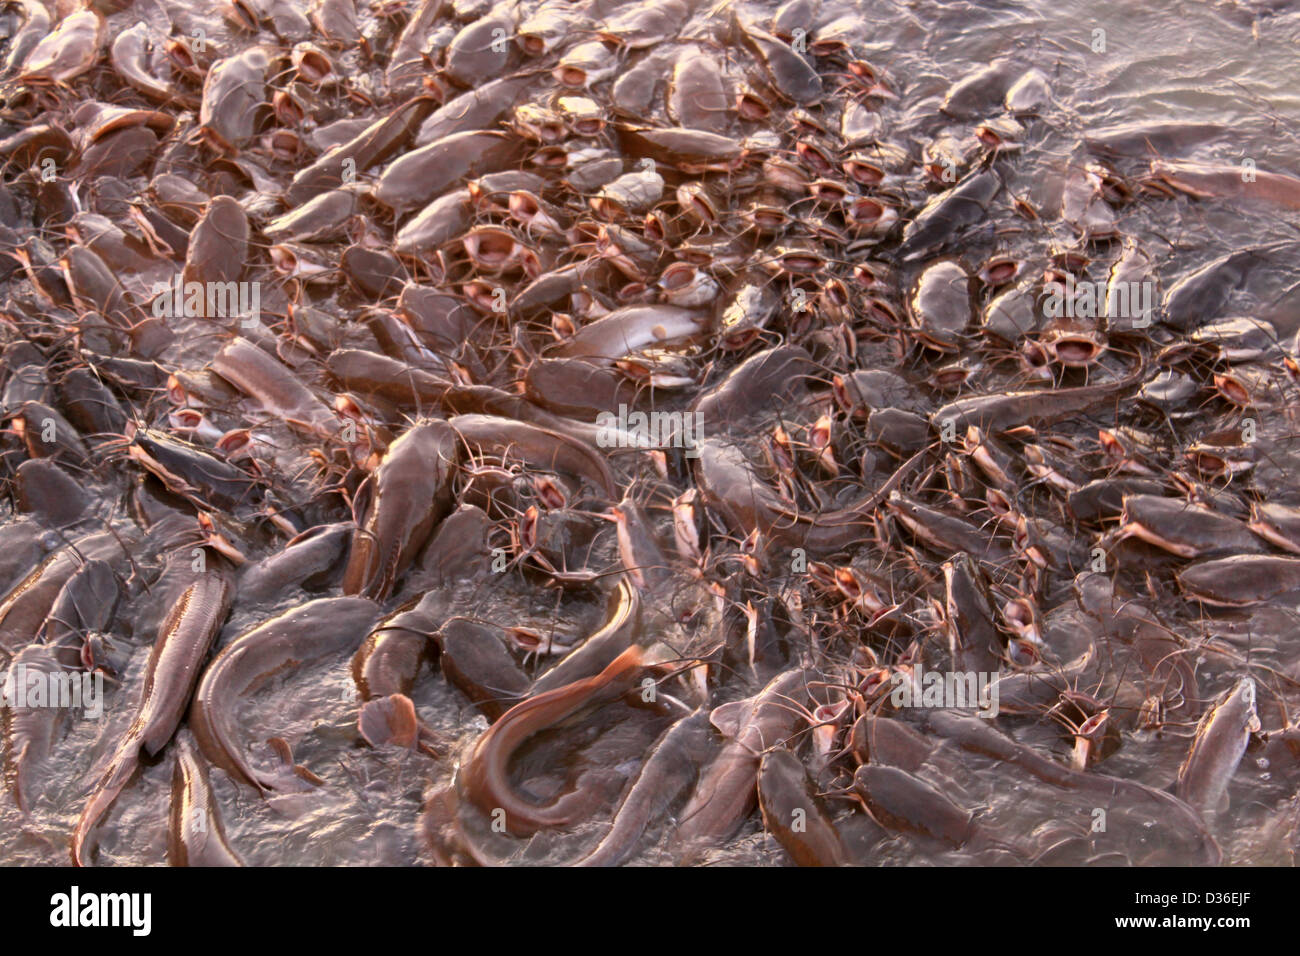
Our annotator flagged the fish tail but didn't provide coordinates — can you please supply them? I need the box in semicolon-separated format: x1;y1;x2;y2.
71;737;142;866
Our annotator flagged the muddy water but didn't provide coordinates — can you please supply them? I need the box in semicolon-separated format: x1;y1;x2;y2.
1;0;1300;867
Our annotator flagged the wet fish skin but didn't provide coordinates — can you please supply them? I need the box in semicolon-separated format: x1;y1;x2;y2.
529;579;640;695
0;520;55;597
72;564;234;866
353;592;444;702
1176;678;1258;815
2;644;69;812
12;459;91;528
853;764;974;847
917;709;1221;863
198;47;269;152
898;169;1003;261
668;49;730;133
438;618;531;721
373;130;517;212
286;96;437;205
342;420;458;601
573;709;714;867
448;414;617;498
1118;494;1266;558
759;747;847;866
1161;241;1292;331
169;733;243;867
0;531;132;655
17;8;102;84
943;553;1004;674
40;558;119;649
212;337;337;438
930;362;1147;434
1153;160;1300;210
737;22;822;105
672;668;809;860
2;0;50;75
459;645;647;836
850;715;934;772
691;345;816;430
237;523;354;607
190;597;381;791
183;196;250;289
1179;554;1300;607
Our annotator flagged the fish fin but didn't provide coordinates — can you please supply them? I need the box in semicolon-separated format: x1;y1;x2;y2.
350;476;374;525
709;699;749;739
266;737;323;789
72;738;143;866
10;741;31;815
342;536;376;596
294;765;326;786
358;694;419;750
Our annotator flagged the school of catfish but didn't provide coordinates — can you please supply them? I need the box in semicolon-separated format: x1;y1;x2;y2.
0;0;1298;866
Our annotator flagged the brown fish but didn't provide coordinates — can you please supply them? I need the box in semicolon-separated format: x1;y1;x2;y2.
673;668;809;860
73;563;233;865
343;421;457;600
169;733;243;866
758;747;847;866
459;645;647;836
190;597;381;791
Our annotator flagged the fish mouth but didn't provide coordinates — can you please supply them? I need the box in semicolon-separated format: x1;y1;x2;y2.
555;66;588;88
518;35;548;57
736;92;771;120
978;257;1022;287
844;159;885;185
1046;334;1106;366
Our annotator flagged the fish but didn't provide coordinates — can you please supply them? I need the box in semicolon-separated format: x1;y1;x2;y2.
212;338;337;438
197;47;269;152
168;733;243;866
18;9;102;84
898;170;1003;261
1152;160;1300;210
448;414;616;498
1115;495;1265;559
189;597;381;792
853;764;976;847
0;0;1286;870
1162;242;1292;331
437;617;530;721
0;531;133;655
2;644;74;812
459;645;647;836
342;421;457;600
73;562;234;865
943;553;1005;673
573;709;714;866
758;747;847;866
673;668;809;860
931;362;1147;434
1179;555;1300;606
1175;679;1259;815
